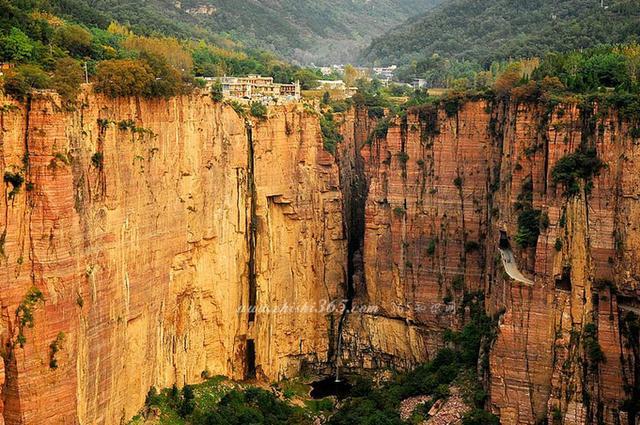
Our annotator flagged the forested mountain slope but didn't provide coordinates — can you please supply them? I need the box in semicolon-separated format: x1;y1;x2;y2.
361;0;640;66
49;0;442;64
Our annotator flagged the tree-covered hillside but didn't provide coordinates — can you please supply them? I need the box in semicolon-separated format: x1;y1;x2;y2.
361;0;640;67
48;0;443;64
0;0;328;104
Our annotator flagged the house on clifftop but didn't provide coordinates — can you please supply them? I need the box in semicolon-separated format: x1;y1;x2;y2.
205;75;301;104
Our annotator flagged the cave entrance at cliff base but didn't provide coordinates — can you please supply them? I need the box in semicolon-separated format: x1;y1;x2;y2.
310;376;352;399
246;339;256;379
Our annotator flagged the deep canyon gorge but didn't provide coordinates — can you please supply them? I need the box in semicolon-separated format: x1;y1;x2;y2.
0;90;639;425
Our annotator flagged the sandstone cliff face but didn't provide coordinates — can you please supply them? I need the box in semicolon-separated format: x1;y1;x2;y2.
336;100;639;425
1;89;639;425
0;91;345;425
337;102;495;371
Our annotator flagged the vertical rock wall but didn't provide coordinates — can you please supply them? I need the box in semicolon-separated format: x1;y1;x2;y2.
0;92;346;425
1;90;638;425
337;100;640;425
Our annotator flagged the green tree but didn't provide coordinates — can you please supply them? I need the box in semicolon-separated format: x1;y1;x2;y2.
0;27;34;62
343;64;358;87
94;59;154;98
250;102;267;119
211;80;224;102
52;57;84;103
293;68;319;90
322;91;331;105
179;385;195;417
3;64;50;100
54;24;93;58
140;52;193;98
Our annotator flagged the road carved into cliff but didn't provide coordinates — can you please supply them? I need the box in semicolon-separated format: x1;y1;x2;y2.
498;247;534;285
619;304;640;315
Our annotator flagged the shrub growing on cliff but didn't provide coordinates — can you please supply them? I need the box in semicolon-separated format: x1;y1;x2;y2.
228;100;247;117
211;81;224;102
442;94;462;117
464;241;480;253
554;238;563;251
250;102;267;119
15;287;45;347
320;112;343;154
427;238;437;256
514;208;542;248
91;152;104;169
583;323;605;370
48;332;65;369
368;118;391;144
551;149;605;196
397;151;409;164
4;171;25;200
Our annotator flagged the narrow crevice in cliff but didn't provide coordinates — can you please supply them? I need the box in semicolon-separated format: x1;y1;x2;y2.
22;97;37;288
335;107;370;376
238;120;259;381
246;122;257;325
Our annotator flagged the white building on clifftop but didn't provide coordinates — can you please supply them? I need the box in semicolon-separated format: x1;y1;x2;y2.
206;75;300;103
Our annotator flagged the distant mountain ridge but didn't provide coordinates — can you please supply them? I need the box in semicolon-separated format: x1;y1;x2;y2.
361;0;640;66
50;0;443;64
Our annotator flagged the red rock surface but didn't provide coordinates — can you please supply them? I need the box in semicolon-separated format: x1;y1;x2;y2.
0;91;345;424
1;90;639;425
337;100;639;424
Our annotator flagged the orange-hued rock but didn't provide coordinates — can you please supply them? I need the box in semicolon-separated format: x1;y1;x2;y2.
250;108;346;379
339;102;496;369
1;89;639;425
0;91;345;424
336;100;639;425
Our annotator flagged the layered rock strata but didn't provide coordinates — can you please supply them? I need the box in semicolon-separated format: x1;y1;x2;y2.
337;100;639;425
0;91;345;425
1;90;639;425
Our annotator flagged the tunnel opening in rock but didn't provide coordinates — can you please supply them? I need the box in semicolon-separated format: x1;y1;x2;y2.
310;376;352;400
618;295;640;313
246;339;256;379
499;230;510;249
555;266;572;291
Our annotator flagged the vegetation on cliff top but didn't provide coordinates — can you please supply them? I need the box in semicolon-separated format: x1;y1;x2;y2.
0;1;324;102
320;112;343;154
